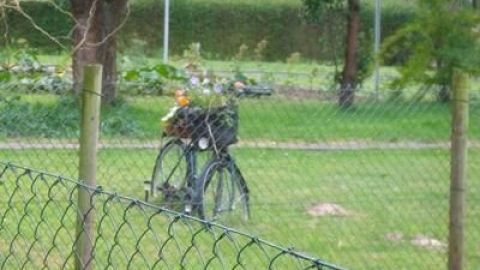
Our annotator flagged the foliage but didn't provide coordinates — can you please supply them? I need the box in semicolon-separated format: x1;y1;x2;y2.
3;0;416;61
0;96;78;138
121;62;187;96
182;42;203;67
381;0;480;91
0;50;71;95
1;1;72;52
253;39;268;61
302;0;345;22
100;98;144;136
0;95;144;138
302;0;373;87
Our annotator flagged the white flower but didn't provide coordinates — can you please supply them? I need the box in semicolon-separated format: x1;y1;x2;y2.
190;76;200;86
161;106;179;122
213;84;223;93
203;88;211;95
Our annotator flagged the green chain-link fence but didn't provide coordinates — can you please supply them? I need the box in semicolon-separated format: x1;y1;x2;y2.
0;162;344;270
2;0;480;267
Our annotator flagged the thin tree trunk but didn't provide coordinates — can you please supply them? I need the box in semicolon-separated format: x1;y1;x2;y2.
339;0;360;108
100;0;127;105
71;0;127;104
71;0;103;95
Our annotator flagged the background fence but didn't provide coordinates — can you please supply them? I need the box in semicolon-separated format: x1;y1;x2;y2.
1;72;479;269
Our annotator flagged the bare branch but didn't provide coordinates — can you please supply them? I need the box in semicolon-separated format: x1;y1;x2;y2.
86;1;131;48
3;0;66;49
71;0;100;55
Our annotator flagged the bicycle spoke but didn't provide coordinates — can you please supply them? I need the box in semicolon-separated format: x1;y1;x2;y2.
213;168;224;217
151;140;189;211
199;158;249;222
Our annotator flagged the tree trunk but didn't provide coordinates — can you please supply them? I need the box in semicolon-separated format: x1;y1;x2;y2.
71;0;127;104
100;0;127;105
71;0;103;95
339;0;360;108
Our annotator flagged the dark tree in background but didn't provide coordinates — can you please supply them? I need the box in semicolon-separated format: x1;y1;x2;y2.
70;0;128;104
303;0;361;108
338;0;360;108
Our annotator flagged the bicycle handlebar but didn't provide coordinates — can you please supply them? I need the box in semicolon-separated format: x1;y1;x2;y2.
236;85;273;97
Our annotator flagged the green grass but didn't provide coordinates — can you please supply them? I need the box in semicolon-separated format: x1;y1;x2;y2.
1;147;479;269
4;93;479;141
3;57;480;268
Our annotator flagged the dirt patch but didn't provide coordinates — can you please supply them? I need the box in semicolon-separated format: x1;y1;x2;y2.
410;234;446;250
385;232;446;250
307;203;350;217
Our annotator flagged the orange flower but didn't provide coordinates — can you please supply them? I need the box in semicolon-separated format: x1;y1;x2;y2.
176;95;190;107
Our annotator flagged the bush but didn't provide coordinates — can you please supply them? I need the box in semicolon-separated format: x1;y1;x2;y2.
3;0;416;62
0;95;143;138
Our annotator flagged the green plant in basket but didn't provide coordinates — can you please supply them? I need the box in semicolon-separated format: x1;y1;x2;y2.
160;75;243;146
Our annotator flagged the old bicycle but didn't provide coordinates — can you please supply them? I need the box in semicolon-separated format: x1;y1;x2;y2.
145;84;272;221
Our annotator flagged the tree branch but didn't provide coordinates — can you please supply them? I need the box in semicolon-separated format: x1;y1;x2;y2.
4;0;66;49
85;1;130;48
71;0;100;54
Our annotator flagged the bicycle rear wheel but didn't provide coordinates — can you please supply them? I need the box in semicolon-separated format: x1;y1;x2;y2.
150;139;188;206
195;157;249;222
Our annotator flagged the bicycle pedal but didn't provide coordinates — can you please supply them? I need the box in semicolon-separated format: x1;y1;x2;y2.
184;204;192;214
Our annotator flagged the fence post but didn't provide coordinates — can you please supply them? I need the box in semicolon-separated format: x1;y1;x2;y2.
75;64;103;270
448;70;469;270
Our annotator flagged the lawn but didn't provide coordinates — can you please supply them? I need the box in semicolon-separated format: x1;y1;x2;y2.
3;93;479;142
1;146;479;269
2;58;480;269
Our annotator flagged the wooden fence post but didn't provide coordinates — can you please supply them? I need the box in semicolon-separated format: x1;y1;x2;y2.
448;70;469;270
75;64;103;270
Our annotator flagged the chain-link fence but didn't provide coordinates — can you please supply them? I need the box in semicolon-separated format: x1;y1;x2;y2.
0;162;344;269
2;0;480;268
1;71;480;269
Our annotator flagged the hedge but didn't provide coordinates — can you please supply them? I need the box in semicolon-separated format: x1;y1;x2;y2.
2;0;416;61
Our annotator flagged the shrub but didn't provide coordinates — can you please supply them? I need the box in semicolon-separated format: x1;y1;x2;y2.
3;0;416;62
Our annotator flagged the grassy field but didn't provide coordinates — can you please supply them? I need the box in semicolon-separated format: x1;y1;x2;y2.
1;146;479;269
3;93;480;142
2;65;480;268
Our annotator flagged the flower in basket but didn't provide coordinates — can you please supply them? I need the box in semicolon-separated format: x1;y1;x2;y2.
161;75;241;146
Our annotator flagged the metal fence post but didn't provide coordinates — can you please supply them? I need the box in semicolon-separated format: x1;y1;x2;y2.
448;70;469;270
75;64;103;270
163;0;170;63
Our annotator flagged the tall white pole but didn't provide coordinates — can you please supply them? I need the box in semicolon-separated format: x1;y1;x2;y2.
163;0;170;63
374;0;381;98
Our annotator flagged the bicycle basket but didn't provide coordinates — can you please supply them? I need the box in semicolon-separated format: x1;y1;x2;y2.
165;106;238;149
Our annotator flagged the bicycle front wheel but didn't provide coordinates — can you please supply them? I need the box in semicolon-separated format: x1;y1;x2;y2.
150;139;188;204
195;157;249;222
